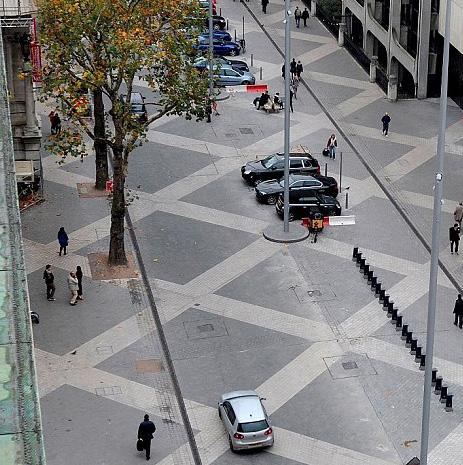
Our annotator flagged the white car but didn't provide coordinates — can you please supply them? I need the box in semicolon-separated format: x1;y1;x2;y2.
218;390;274;452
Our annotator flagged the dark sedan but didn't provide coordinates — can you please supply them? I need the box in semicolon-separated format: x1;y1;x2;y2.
205;15;226;30
241;153;320;185
275;194;341;221
196;38;241;56
194;57;249;72
199;30;233;42
255;174;338;204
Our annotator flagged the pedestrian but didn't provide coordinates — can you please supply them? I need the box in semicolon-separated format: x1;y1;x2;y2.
205;98;212;123
289;89;294;113
381;112;391;136
294;6;302;27
57;227;69;256
281;64;285;79
53;112;62;134
302;7;309;27
138;414;156;461
67;271;79;306
48;110;56;134
453;294;463;328
291;79;299;100
43;264;56;301
450;223;460;254
326;133;337;159
296;60;303;80
212;99;219;116
76;265;83;301
290;58;297;80
261;0;268;13
454;202;463;226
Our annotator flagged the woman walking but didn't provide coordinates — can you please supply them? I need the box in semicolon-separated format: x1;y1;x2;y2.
76;265;84;301
58;227;69;256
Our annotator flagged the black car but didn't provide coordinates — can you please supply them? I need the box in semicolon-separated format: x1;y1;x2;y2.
205;15;226;30
255;174;338;205
241;153;320;185
275;193;341;221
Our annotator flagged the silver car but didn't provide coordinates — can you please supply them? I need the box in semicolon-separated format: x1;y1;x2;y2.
215;67;255;86
218;390;274;452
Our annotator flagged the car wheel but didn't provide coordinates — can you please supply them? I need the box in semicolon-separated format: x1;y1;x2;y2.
214;24;220;30
267;195;277;205
242;80;250;85
229;49;237;56
229;435;237;453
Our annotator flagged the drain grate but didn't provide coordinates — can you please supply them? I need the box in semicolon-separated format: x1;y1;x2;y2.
308;289;322;296
342;361;359;370
239;127;254;135
224;132;237;138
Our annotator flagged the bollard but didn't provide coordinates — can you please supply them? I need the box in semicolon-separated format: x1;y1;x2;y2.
345;191;349;210
446;394;453;412
440;386;448;402
324;163;328;177
405;331;413;346
391;309;398;321
435;376;443;392
352;247;359;259
250;54;254;67
415;346;422;361
420;354;426;370
367;270;374;282
375;282;382;295
359;258;366;270
387;302;395;315
234;29;237;42
410;338;418;354
227;19;229;30
356;253;362;265
432;368;438;385
371;276;377;288
363;264;370;277
382;295;390;307
396;315;403;329
379;290;388;302
220;7;222;15
259;67;262;80
401;324;408;339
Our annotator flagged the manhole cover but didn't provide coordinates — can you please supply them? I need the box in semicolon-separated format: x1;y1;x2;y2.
239;127;254;135
342;361;358;370
198;323;214;333
308;290;322;296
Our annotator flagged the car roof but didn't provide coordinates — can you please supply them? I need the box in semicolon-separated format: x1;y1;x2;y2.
222;391;265;422
274;153;314;160
290;174;317;181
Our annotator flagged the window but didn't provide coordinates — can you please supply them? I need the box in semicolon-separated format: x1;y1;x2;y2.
298;197;318;204
224;402;236;424
224;69;239;76
289;181;304;189
302;160;314;168
303;180;320;187
290;160;303;169
237;420;269;433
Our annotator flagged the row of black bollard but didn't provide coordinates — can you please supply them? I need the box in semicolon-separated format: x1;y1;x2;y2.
352;247;453;412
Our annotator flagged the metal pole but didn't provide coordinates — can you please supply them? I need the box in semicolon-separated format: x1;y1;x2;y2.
283;0;292;232
345;192;348;210
208;0;214;100
419;0;451;462
339;151;343;192
251;53;254;67
259;66;262;80
324;162;327;177
242;15;245;39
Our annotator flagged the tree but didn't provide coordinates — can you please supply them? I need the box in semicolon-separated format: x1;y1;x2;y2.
38;0;209;265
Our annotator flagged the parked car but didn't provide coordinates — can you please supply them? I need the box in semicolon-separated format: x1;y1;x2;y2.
275;193;341;221
196;38;241;56
199;30;232;42
255;174;338;205
218;390;274;452
199;0;217;15
241;153;320;185
194;56;249;72
215;67;255;86
205;15;226;30
119;92;147;123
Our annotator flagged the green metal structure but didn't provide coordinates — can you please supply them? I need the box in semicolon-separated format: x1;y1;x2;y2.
0;29;46;465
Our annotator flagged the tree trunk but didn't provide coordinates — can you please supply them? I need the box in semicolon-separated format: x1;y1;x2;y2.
93;88;109;190
108;147;128;266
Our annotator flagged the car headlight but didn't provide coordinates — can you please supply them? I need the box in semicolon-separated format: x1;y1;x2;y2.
244;170;250;175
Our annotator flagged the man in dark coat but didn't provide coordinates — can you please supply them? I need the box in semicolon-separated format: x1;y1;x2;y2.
450;223;460;254
301;8;309;27
138;414;156;460
43;264;55;301
261;0;269;13
296;61;303;80
290;58;297;80
381;112;391;136
454;294;463;328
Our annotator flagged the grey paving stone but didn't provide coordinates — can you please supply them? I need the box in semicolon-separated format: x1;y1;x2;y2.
41;384;187;465
21;180;110;245
132;211;257;284
339;196;431;264
212;448;306;465
304;79;364;108
29;266;135;356
270;368;399;462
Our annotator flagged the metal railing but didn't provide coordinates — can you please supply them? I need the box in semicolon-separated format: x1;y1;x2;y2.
376;65;389;93
343;34;371;73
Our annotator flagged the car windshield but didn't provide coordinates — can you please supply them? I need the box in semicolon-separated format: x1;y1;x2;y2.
261;154;280;169
237;420;269;433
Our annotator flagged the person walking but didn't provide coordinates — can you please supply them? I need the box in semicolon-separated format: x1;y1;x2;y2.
76;265;84;301
43;264;56;301
301;7;309;27
205;98;212;123
291;79;299;100
211;99;219;116
296;61;303;80
53;112;62;134
294;6;302;27
453;294;463;328
58;227;69;256
138;414;156;461
261;0;268;13
289;89;294;113
326;134;337;160
67;271;79;306
381;112;391;136
290;58;297;80
48;110;56;134
281;64;285;79
454;202;463;226
449;223;461;254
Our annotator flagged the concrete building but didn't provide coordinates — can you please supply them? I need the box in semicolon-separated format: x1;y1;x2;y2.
320;0;463;104
1;0;42;188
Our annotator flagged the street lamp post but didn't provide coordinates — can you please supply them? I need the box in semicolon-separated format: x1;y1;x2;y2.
208;0;214;99
419;0;452;462
282;0;291;232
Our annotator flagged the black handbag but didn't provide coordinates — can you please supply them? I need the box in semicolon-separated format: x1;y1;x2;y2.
322;148;330;157
136;439;144;451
